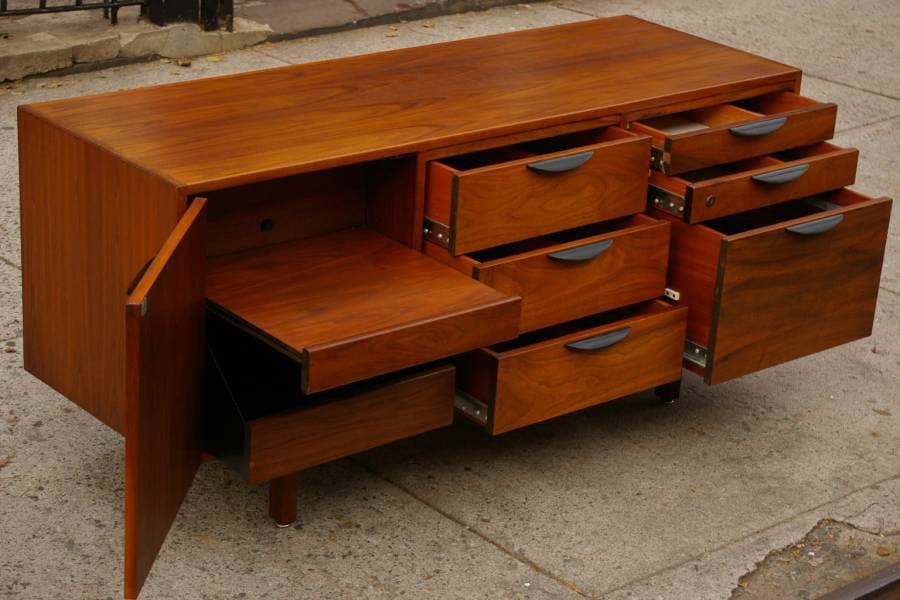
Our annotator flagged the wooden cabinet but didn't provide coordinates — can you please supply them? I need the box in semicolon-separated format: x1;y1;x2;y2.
17;16;891;599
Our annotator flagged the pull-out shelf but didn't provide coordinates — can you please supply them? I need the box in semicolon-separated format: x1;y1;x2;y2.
205;227;521;393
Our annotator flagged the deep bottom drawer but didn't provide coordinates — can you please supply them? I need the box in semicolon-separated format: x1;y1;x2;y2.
204;314;455;483
656;188;892;384
456;300;687;435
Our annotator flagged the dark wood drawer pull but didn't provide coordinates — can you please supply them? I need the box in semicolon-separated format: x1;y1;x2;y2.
751;163;810;184
729;117;788;137
527;150;594;173
565;326;630;352
547;239;613;262
786;214;844;235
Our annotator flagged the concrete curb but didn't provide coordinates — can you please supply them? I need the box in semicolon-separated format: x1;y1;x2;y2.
0;17;270;82
0;0;536;81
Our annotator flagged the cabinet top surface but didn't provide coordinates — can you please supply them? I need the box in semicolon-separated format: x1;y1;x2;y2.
21;16;798;192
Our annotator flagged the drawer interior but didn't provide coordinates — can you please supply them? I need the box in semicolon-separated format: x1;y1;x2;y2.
633;92;824;143
464;214;654;264
634;104;763;142
205;312;455;482
652;142;849;192
433;127;635;174
702;192;846;235
486;299;676;355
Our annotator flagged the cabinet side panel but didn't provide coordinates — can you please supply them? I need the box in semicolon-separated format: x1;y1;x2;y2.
18;108;183;433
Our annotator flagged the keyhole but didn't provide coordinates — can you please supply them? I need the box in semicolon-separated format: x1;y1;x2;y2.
260;218;274;232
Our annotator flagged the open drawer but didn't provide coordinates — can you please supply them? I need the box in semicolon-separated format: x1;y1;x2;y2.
456;300;687;435
204;313;455;484
425;127;650;255
425;215;669;333
658;189;892;384
649;142;858;223
630;92;836;174
205;227;521;393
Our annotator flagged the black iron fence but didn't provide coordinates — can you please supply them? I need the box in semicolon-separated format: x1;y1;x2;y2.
0;0;232;30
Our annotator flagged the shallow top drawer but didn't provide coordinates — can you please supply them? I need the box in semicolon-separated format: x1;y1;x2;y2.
425;127;650;255
630;92;836;175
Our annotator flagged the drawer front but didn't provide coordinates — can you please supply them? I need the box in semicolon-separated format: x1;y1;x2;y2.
435;129;650;254
244;366;455;483
475;219;669;332
651;144;859;223
459;302;687;435
632;93;836;174
709;197;891;384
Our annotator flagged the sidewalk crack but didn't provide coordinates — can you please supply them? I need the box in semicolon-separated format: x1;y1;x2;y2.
350;458;591;598
836;113;900;135
0;255;21;271
596;472;900;597
804;72;900;102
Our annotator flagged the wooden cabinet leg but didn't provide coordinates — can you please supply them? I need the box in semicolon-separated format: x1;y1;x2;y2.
268;473;298;527
655;378;681;404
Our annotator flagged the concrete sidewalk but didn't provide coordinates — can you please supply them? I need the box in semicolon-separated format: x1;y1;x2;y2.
0;0;526;81
1;2;898;599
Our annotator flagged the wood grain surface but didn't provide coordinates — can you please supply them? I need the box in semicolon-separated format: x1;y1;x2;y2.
631;92;836;174
429;127;650;254
247;366;454;483
124;199;207;599
650;142;859;223
709;191;891;383
21;17;799;192
205;228;519;392
458;301;687;434
468;215;669;332
19;109;184;433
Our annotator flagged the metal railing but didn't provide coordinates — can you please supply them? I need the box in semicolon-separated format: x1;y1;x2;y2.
0;0;232;30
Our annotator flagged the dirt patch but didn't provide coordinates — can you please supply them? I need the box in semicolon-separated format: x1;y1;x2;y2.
730;518;899;599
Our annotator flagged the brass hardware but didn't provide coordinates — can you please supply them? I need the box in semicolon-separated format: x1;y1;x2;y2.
705;195;716;207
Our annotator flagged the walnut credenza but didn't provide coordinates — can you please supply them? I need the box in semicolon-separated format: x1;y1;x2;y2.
17;16;891;598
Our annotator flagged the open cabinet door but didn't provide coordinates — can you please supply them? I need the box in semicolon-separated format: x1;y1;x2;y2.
124;198;207;599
